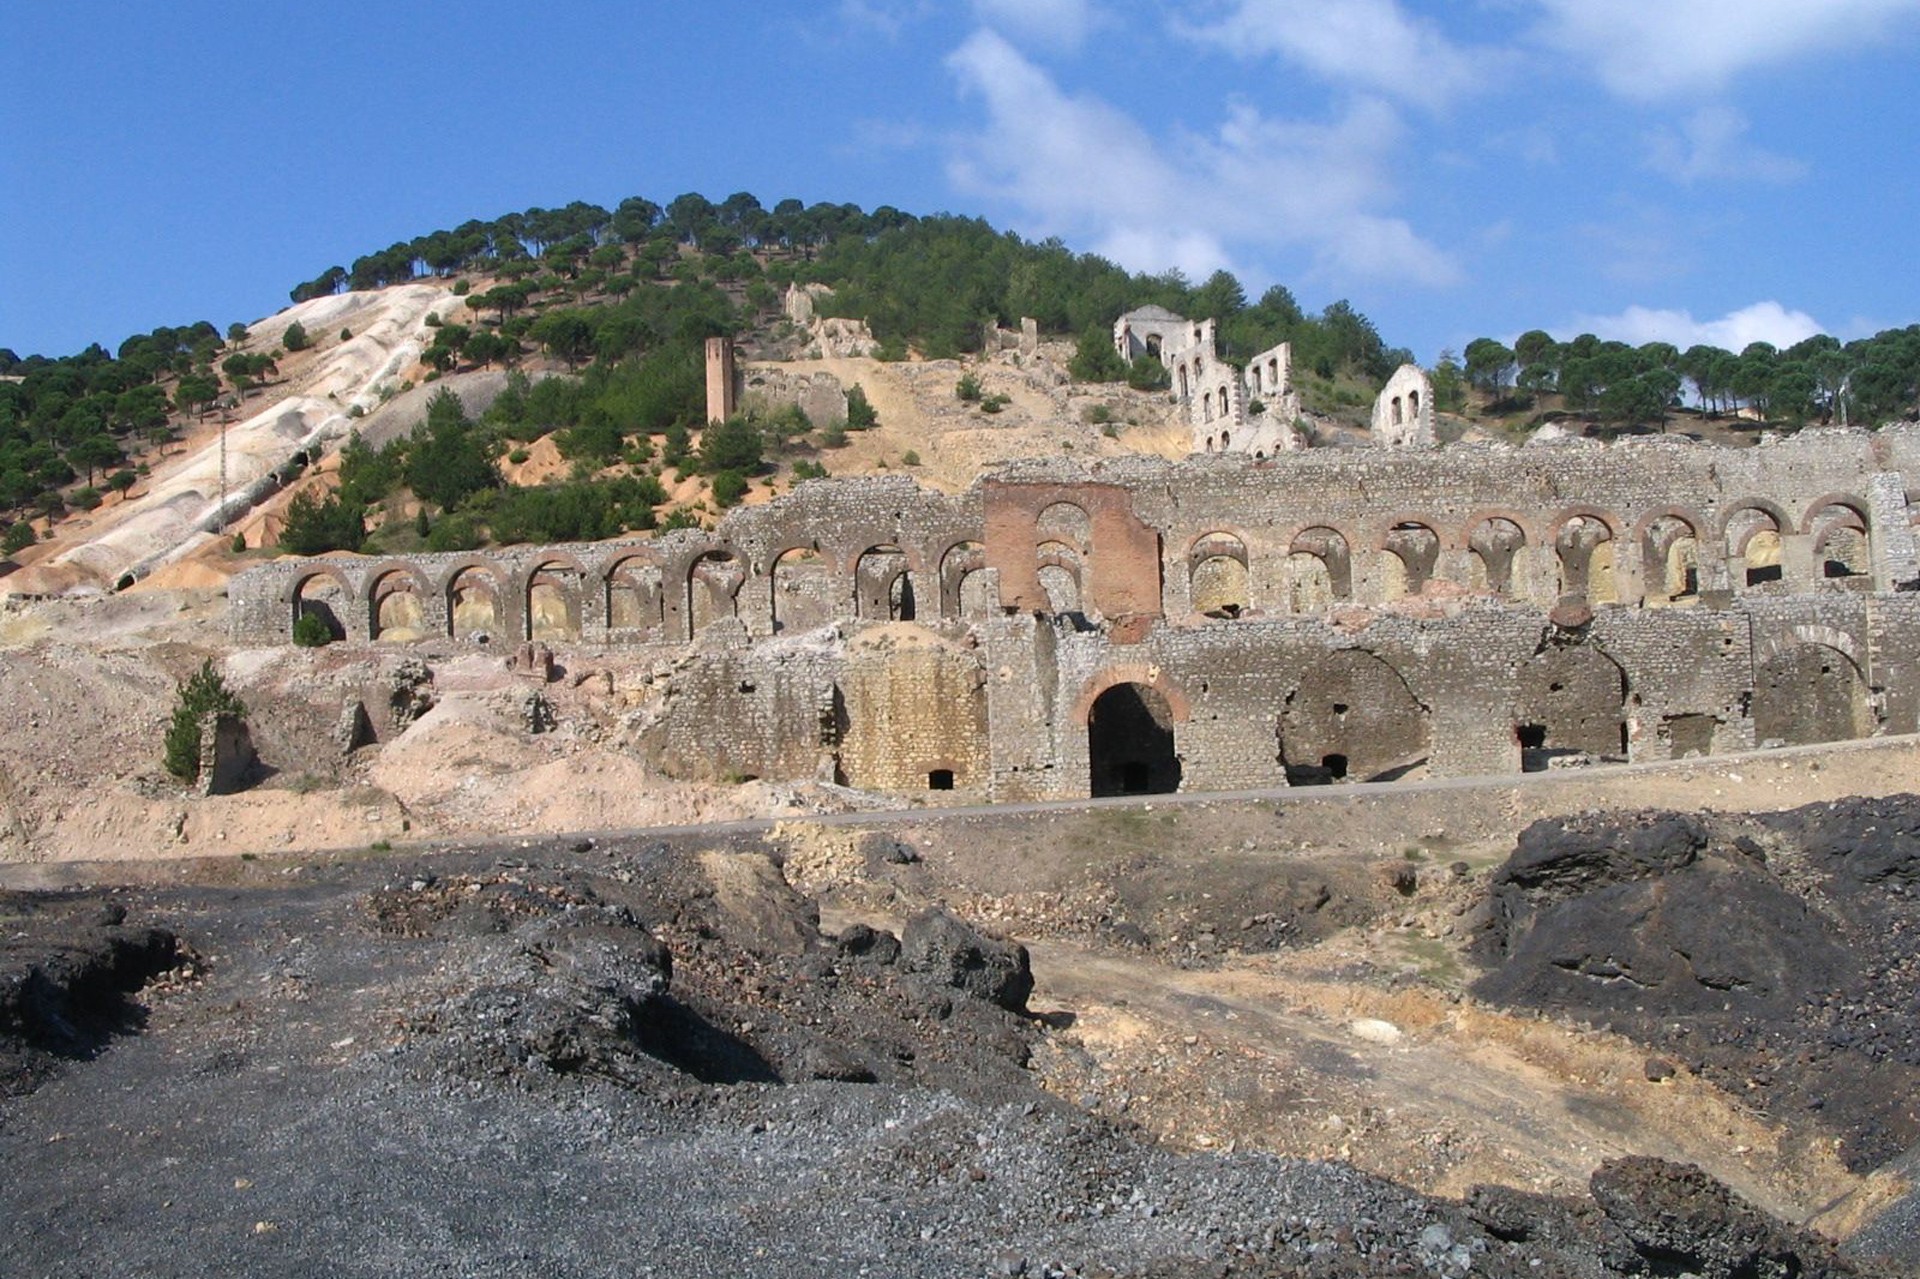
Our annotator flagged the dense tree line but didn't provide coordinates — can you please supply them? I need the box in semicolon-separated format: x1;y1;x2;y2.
0;322;234;536
289;192;1407;387
1458;325;1920;429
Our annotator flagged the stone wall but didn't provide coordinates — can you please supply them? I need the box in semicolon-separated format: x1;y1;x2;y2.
229;426;1920;802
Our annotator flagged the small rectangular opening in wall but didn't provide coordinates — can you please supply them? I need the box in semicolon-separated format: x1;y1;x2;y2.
1517;725;1550;773
1321;754;1348;780
927;769;955;791
1746;565;1782;585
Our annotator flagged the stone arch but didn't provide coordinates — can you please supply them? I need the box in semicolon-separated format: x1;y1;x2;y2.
689;549;744;636
368;564;432;642
525;555;587;642
1087;683;1183;797
1514;643;1628;769
1280;649;1428;784
1752;642;1872;747
1036;540;1083;615
1721;501;1789;589
1287;525;1352;611
1553;511;1619;604
1467;516;1528;595
1380;520;1441;598
1187;530;1250;618
1036;501;1092;553
1804;498;1871;585
290;566;354;641
771;545;834;634
854;544;914;621
938;539;993;619
1637;510;1702;604
444;562;505;641
605;555;664;636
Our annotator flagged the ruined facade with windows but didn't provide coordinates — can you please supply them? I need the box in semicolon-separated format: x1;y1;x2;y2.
232;425;1920;803
1113;306;1304;457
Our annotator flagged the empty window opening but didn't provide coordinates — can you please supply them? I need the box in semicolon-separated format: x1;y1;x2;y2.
1322;754;1349;780
927;769;955;791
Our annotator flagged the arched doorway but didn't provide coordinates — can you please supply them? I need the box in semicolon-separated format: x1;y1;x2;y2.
293;571;350;641
1514;644;1627;770
1087;683;1181;797
1752;644;1871;746
1280;650;1428;784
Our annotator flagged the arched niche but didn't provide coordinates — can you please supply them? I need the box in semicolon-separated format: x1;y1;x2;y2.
1724;505;1786;589
446;564;504;641
1752;644;1871;746
1280;650;1428;784
1087;683;1182;797
1809;501;1871;587
1036;540;1082;616
1381;522;1440;599
1287;526;1351;612
606;556;664;636
1555;515;1617;605
292;569;351;642
938;540;993;619
1514;644;1627;769
854;545;913;621
1188;531;1250;618
689;550;744;636
1036;501;1092;554
1468;517;1526;596
772;547;833;634
1642;514;1700;605
369;567;429;643
527;560;584;642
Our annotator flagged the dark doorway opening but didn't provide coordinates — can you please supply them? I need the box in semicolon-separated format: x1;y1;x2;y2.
1322;753;1348;780
1088;683;1181;798
927;768;954;791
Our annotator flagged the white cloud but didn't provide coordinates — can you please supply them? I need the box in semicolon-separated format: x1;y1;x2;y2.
1645;106;1805;184
1562;301;1823;351
835;0;935;38
1531;0;1920;100
1643;106;1804;185
1176;0;1488;109
972;0;1097;49
943;29;1459;287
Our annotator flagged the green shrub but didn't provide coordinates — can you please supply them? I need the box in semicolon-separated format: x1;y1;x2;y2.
955;373;982;402
283;321;309;352
845;384;878;430
508;448;530;464
163;659;246;782
72;487;101;510
231;532;247;554
2;523;35;556
902;450;920;467
291;611;333;648
710;470;748;507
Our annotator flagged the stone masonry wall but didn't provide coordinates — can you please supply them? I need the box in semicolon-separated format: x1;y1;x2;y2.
229;426;1920;801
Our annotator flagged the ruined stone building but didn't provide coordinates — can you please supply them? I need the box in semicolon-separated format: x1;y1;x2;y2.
234;424;1920;805
1112;306;1303;457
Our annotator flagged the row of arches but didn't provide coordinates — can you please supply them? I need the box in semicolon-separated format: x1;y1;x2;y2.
1081;637;1873;796
289;538;1009;645
1176;495;1874;618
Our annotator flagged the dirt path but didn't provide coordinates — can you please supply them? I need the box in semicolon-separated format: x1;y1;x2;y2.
1026;937;1864;1226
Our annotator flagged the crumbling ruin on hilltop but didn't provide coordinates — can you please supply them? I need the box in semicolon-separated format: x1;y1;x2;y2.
232;423;1920;803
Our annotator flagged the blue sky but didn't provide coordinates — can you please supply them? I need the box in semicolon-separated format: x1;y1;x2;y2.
5;1;1919;365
